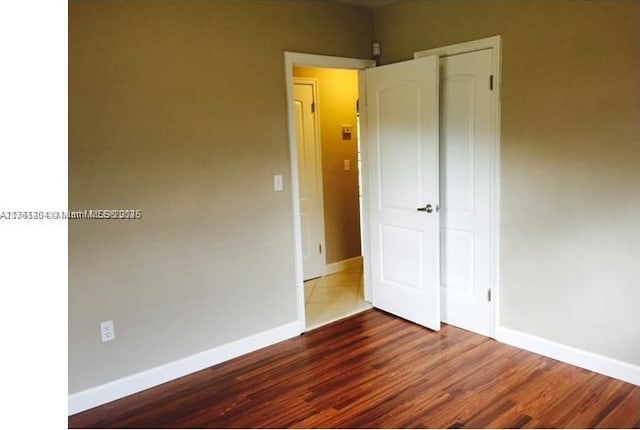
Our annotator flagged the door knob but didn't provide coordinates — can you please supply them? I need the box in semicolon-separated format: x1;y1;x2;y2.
417;204;434;213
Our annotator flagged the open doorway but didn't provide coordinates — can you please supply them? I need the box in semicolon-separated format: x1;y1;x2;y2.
292;66;371;330
286;39;500;338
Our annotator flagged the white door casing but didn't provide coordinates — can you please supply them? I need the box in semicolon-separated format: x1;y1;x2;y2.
284;53;375;332
293;79;325;280
366;56;441;330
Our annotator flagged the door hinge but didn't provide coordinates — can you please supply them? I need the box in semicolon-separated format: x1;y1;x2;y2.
487;289;492;302
489;75;494;91
311;102;316;113
319;243;322;254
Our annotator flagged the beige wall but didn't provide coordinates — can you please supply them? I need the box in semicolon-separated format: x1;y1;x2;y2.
70;0;640;396
68;0;373;393
293;67;361;264
376;1;640;365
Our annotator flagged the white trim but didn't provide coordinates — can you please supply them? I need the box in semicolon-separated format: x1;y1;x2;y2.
286;52;375;71
325;255;363;275
305;303;373;332
284;52;375;333
358;70;373;303
496;325;640;387
413;36;502;60
415;36;502;339
68;321;300;415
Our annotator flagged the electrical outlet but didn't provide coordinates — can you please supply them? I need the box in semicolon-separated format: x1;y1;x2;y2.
100;320;115;343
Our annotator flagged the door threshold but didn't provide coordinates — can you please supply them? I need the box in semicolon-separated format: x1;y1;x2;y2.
304;303;373;333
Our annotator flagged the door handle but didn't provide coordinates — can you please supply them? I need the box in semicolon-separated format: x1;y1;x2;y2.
417;204;434;213
417;204;439;213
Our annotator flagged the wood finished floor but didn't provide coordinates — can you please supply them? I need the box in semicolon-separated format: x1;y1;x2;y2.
69;309;640;429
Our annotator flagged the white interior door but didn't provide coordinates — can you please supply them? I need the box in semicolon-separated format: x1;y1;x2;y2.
294;80;325;280
365;56;441;330
439;49;494;336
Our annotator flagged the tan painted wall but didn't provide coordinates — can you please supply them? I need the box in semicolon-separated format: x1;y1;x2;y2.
293;67;361;264
68;0;373;393
376;1;640;365
70;0;640;396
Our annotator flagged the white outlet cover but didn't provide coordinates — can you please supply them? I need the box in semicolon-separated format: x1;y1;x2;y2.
100;320;115;343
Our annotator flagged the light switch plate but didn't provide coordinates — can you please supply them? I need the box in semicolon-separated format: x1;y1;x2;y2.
273;174;283;191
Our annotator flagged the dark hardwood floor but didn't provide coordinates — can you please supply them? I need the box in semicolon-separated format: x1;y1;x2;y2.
69;309;640;428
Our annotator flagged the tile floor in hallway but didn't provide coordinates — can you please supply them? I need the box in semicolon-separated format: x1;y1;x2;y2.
304;265;372;330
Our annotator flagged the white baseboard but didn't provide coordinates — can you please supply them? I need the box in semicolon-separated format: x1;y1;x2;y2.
496;325;640;387
325;255;362;275
68;321;301;415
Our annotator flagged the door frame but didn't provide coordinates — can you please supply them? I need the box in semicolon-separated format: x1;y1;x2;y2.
292;77;326;281
414;35;502;337
284;52;375;332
